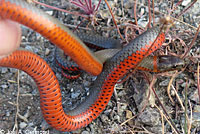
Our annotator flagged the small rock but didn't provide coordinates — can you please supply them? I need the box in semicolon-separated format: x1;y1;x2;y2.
107;1;116;8
19;122;27;129
1;85;8;89
124;1;133;9
189;89;199;102
100;10;111;19
81;130;90;134
126;110;133;119
100;114;109;123
126;110;134;126
1;68;8;73
113;115;120;122
41;119;50;130
45;11;53;15
10;68;17;73
6;111;10;116
159;79;170;86
45;48;51;56
192;112;200;127
182;0;191;6
137;107;160;126
89;124;95;133
71;90;81;99
25;45;34;51
118;103;127;116
83;80;91;87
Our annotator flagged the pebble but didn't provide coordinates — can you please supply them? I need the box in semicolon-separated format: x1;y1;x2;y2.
113;115;120;122
45;11;53;15
189;89;199;102
1;68;8;73
10;68;17;73
126;110;134;126
6;111;10;116
137;108;160;126
89;124;95;133
83;80;91;87
100;114;109;123
126;110;132;119
99;10;111;19
1;84;8;89
159;79;170;86
182;0;191;6
118;103;127;116
40;120;51;130
106;1;116;8
124;0;133;9
81;130;90;134
45;48;51;56
71;90;81;99
19;122;27;129
192;112;200;127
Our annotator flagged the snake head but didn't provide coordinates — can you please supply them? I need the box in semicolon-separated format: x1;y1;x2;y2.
158;55;185;71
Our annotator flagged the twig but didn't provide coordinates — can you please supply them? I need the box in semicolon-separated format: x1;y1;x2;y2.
147;0;152;28
184;79;188;134
188;101;192;134
176;0;197;18
171;85;189;120
167;70;178;104
151;80;180;134
32;0;89;19
197;62;200;103
169;0;183;15
133;0;138;26
155;104;179;134
104;0;124;40
12;70;20;133
152;0;155;26
182;24;200;58
160;108;165;134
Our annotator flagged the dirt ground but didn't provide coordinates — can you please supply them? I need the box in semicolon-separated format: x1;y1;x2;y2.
0;0;200;134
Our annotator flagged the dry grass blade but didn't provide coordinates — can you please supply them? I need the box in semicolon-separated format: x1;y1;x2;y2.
167;70;178;104
161;108;165;134
171;85;189;121
12;70;20;133
155;104;179;134
197;62;200;103
152;83;180;134
184;80;188;134
188;101;193;134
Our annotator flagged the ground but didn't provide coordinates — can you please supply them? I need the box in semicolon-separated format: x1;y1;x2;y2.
0;0;200;134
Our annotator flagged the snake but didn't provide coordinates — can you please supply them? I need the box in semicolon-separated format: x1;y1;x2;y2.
0;0;184;132
55;33;184;79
